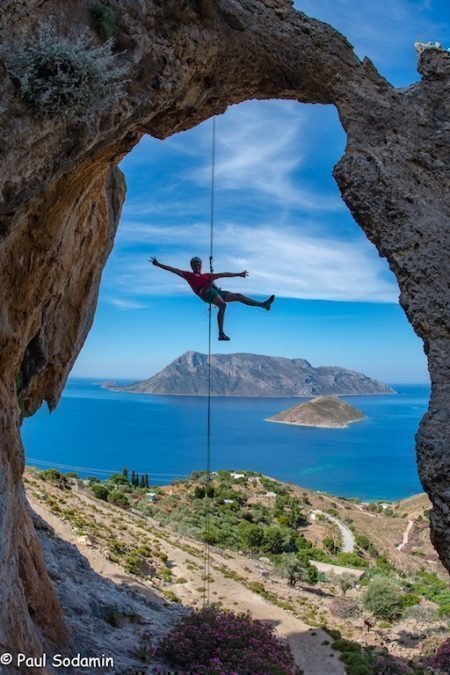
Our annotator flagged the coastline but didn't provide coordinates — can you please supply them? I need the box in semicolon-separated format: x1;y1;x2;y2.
264;415;368;429
103;384;396;398
24;381;427;501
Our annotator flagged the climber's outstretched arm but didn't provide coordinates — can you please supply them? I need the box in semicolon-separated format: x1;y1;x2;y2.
213;270;248;280
150;257;185;277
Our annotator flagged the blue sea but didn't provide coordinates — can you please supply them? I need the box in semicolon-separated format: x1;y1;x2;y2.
21;380;429;501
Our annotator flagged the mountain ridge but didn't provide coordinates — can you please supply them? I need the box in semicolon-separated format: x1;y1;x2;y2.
111;351;395;397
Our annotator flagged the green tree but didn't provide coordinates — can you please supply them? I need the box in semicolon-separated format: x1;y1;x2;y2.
238;522;265;550
363;576;404;621
279;553;318;587
337;572;358;596
122;467;128;481
287;500;305;528
263;527;285;554
109;473;129;486
262;527;297;554
194;486;205;499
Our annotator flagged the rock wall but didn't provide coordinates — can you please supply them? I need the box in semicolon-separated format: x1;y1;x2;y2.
0;0;448;662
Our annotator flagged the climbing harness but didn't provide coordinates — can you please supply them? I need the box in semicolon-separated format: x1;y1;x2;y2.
202;116;216;608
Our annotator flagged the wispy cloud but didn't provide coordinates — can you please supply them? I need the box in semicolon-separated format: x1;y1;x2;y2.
105;220;398;304
106;297;148;310
189;101;343;211
122;100;344;219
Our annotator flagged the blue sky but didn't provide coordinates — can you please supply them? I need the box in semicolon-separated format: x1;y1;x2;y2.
72;0;449;384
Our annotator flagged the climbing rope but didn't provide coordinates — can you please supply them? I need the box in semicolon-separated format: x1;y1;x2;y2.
202;116;216;608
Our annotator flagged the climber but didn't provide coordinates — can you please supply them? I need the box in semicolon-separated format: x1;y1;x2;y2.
150;256;275;341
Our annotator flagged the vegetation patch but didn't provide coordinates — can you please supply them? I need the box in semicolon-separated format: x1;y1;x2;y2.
156;606;301;674
13;24;127;120
410;570;450;617
89;3;119;41
326;629;427;675
425;637;450;673
362;576;404;621
39;468;70;489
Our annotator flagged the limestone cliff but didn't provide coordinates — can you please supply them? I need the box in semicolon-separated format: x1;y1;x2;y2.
0;0;449;665
118;351;393;397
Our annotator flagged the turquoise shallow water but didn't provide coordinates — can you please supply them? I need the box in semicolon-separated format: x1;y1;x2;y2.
22;380;429;501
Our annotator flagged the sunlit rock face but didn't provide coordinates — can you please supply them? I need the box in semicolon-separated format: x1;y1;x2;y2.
0;0;448;660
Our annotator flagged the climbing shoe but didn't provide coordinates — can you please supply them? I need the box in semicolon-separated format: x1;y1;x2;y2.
263;295;275;311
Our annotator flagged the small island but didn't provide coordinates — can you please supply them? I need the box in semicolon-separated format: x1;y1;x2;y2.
266;395;366;429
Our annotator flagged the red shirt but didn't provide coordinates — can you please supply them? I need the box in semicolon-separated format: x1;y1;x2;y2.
182;271;214;296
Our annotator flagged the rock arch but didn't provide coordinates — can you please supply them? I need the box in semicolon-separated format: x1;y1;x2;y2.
0;0;448;662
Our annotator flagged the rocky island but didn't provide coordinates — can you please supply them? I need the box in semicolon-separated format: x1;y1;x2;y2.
110;352;394;398
266;395;366;428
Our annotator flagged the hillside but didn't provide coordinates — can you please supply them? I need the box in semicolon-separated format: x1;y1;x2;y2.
24;467;448;674
111;352;394;397
267;395;366;428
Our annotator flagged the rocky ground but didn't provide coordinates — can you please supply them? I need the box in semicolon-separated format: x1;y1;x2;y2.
24;469;448;674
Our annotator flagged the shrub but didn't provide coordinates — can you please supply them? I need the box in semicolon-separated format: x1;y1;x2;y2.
194;486;206;499
355;534;371;550
323;537;341;555
340;653;372;675
91;483;109;501
334;552;368;569
427;638;450;673
401;592;421;608
156;606;300;674
39;468;69;489
123;551;145;576
412;570;450;616
108;491;129;508
403;603;439;624
89;3;119;41
329;598;362;619
373;555;396;574
158;567;173;582
108;539;127;556
363;577;404;621
355;534;379;557
162;590;181;604
13;24;127;120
